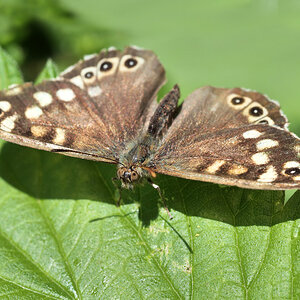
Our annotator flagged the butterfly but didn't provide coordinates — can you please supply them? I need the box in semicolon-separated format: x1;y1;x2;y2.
0;46;299;192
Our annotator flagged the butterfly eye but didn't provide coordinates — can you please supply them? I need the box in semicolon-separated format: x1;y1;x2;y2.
249;106;264;116
100;61;113;72
131;171;139;181
285;168;300;176
124;58;138;68
84;71;94;79
231;97;245;105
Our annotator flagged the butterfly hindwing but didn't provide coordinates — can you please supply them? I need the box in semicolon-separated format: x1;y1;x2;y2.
150;87;300;190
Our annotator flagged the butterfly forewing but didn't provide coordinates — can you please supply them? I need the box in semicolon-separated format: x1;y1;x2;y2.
0;47;165;163
0;80;119;162
60;47;166;146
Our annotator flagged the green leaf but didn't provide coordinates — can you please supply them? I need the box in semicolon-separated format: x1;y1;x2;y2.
0;47;23;89
35;59;59;84
0;145;299;299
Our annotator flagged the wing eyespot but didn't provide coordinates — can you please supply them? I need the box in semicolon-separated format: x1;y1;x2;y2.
226;93;252;110
100;61;113;72
242;102;268;122
96;57;119;79
285;168;300;176
249;106;264;117
80;67;97;85
231;97;245;105
124;58;138;68
281;161;300;180
119;55;145;72
84;71;94;79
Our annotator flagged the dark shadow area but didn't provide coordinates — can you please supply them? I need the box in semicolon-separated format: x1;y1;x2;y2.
0;143;299;228
20;19;56;80
0;143;161;226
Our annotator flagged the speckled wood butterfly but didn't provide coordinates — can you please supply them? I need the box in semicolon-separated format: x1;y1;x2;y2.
0;47;299;191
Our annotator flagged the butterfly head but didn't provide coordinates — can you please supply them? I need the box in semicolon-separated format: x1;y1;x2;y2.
117;165;143;188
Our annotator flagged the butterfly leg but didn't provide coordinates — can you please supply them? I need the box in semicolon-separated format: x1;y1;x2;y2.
147;178;173;220
112;177;122;207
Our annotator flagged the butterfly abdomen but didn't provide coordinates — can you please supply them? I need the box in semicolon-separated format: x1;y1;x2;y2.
148;85;180;138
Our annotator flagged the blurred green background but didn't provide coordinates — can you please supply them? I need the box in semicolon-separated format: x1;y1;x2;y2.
1;0;299;134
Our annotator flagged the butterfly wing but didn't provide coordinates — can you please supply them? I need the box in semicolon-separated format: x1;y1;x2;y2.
0;47;165;163
149;86;300;189
60;46;165;147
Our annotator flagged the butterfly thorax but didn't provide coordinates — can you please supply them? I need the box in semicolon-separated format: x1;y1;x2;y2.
117;137;154;188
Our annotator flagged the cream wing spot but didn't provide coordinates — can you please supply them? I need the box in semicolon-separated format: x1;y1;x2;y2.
84;53;97;60
205;160;226;174
25;106;43;119
53;128;65;145
88;86;102;97
33;91;53;107
283;161;300;169
31;126;48;137
258;166;278;182
256;139;279;151
243;130;262;139
5;86;22;96
294;144;300;156
56;88;76;102
0;101;12;112
130;45;144;50
8;84;18;89
228;164;248;175
70;76;84;89
251;152;270;165
0;114;19;132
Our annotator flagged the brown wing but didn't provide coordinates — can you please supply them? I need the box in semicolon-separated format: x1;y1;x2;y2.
149;86;300;190
0;47;165;163
60;46;166;148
